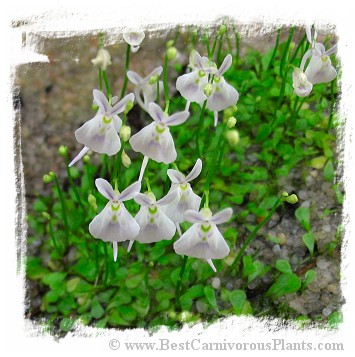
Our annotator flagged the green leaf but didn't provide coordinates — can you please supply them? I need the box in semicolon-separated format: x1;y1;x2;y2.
125;274;144;289
60;318;75;332
323;159;335;182
256;124;271;142
204;286;218;310
66;277;81;293
117;306;137;322
91;299;105;319
33;199;48;212
229;290;246;315
302;232;315;256
108;311;130;327
303;269;316;288
42;272;67;289
266;273;301;299
275;259;292;274
295;206;311;231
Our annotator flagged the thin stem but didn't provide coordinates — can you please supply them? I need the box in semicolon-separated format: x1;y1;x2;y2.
163;54;170;113
327;80;336;130
204;33;211;58
234;29;240;68
204;123;226;193
290;33;307;65
65;154;85;213
280;27;295;77
102;70;111;100
53;174;69;245
156;80;160;106
120;44;131;99
267;29;281;71
98;68;103;91
103;242;109;287
175;255;188;310
48;219;61;255
196;100;207;158
229;197;282;272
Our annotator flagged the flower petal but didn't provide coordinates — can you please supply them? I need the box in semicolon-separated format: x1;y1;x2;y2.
127;71;143;85
305;56;337;85
155;190;178;206
210;207;233;224
123;31;145;46
68;146;89;167
75;116;121;155
173;224;201;255
176;71;207;105
95;178;116;201
206;225;230;258
145;66;163;81
110;93;135;116
167;169;185;184
217;54;232;76
117;181;141;202
165;110;190;126
134;193;154;206
148;102;165;122
184;158;202;182
184;209;205;223
206;78;239;112
89;203;139;242
135;207;176;243
160;131;177;164
93;89;110;113
130;123;163;162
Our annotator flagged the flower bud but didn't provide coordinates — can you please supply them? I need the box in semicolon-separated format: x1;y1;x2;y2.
203;83;214;97
83;155;90;164
166;46;177;61
42;212;51;220
281;191;289;198
58;145;68;157
91;48;112;71
43;174;53;184
148;74;159;85
48;171;55;178
223;107;234;119
285;194;298;204
92;103;99;111
119;125;131;142
69;166;80;179
88;194;97;208
225;129;240;147
227;116;237;128
124;100;134;115
218;24;227;36
122;150;131;168
166;40;175;48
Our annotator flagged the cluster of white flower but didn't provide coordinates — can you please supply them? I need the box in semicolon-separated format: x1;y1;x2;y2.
292;26;337;97
69;30;238;272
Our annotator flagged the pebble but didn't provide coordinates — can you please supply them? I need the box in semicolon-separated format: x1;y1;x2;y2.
211;277;221;290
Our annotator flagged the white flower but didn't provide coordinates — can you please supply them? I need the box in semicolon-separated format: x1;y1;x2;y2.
91;48;112;71
128;191;177;251
129;103;189;164
89;179;141;261
123;30;145;53
292;68;313;97
292;26;337;96
127;66;163;112
173;207;233;272
69;90;134;167
176;51;239;126
161;158;202;223
304;42;337;85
